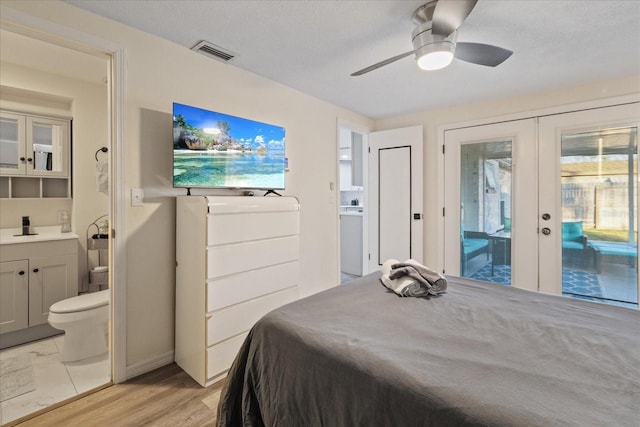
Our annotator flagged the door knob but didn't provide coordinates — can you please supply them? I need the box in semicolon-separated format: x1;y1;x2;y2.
32;268;39;273
541;227;551;235
541;213;551;220
18;270;25;275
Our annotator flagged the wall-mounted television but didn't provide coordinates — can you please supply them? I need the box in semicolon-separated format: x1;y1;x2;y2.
173;102;286;190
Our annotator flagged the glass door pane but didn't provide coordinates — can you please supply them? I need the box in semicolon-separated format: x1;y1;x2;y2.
561;126;638;307
28;118;66;174
539;102;640;307
0;113;25;173
444;118;537;290
460;140;512;284
32;124;55;171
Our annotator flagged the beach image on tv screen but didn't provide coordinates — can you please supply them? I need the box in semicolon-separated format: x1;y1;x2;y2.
173;103;286;189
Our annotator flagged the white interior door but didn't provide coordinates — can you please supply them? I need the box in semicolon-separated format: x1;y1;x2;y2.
443;119;537;290
538;102;640;305
368;125;423;272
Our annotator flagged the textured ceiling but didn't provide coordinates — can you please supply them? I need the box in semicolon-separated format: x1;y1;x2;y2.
52;0;640;119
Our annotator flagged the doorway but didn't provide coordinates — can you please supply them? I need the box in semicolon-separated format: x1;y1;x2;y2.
444;101;639;308
338;125;367;283
0;25;116;423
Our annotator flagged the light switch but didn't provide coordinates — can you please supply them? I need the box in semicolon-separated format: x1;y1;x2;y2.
131;188;144;207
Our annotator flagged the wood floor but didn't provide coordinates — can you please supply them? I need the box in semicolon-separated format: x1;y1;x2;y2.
13;363;223;427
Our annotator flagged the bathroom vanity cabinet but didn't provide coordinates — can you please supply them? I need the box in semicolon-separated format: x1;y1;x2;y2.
0;110;71;199
0;231;78;347
175;196;300;387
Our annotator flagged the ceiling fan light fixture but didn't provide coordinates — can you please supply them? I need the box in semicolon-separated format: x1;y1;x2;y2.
351;1;511;77
416;42;455;70
412;25;457;71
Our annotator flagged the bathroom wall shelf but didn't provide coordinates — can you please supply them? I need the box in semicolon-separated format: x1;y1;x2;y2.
86;217;109;293
0;176;70;199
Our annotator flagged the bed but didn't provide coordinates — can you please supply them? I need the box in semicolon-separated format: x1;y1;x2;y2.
217;273;640;426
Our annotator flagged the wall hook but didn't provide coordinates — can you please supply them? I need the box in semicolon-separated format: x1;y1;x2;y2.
95;147;108;162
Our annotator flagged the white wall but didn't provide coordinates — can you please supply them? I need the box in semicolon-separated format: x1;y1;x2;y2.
1;1;372;370
374;75;640;271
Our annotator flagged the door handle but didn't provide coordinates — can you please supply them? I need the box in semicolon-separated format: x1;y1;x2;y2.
413;213;422;220
541;227;551;235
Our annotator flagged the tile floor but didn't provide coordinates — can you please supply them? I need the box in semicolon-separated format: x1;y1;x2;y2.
0;335;110;425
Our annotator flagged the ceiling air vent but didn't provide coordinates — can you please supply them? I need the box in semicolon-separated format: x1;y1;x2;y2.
191;40;236;63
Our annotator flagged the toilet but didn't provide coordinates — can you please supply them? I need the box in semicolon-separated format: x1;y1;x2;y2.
48;290;110;362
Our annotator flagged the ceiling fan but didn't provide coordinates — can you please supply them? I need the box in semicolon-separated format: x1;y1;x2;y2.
351;0;513;76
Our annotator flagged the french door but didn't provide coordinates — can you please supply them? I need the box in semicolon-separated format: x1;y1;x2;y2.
444;102;640;307
444;119;538;291
538;103;639;306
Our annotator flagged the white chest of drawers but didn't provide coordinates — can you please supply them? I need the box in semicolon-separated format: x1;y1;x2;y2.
175;195;300;386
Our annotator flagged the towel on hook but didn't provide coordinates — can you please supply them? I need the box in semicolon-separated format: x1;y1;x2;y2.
96;158;109;194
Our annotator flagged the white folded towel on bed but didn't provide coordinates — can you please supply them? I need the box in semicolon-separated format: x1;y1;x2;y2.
381;259;421;296
380;258;447;297
390;259;448;294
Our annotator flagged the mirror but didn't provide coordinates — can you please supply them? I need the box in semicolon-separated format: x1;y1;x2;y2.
31;121;61;172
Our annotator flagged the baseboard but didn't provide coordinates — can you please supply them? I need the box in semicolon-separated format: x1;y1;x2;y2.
125;350;175;380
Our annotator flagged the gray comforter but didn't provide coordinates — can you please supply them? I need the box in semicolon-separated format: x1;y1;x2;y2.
217;273;640;426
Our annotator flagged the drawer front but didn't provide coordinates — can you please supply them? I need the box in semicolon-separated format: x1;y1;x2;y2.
207;211;299;245
206;286;298;347
206;196;299;215
207;235;298;279
206;332;248;381
207;261;298;311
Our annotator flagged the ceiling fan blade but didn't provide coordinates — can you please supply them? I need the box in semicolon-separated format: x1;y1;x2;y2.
455;42;513;67
351;50;415;76
432;0;478;37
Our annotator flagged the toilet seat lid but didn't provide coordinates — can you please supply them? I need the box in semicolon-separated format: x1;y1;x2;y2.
50;290;109;313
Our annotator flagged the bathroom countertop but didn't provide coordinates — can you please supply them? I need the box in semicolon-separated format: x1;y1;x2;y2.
0;226;79;245
340;211;364;216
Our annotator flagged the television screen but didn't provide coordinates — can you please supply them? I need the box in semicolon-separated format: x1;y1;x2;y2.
173;102;286;190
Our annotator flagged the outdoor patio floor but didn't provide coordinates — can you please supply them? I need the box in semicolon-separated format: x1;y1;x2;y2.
465;255;638;309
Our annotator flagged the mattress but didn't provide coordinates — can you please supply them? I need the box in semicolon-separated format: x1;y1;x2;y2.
217;273;640;426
